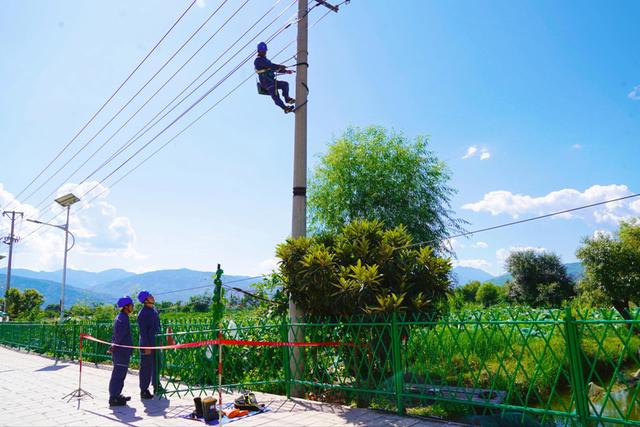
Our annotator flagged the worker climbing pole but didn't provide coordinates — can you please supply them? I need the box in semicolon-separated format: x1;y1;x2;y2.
254;42;296;113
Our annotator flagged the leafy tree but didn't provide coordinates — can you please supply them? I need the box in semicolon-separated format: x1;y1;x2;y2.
308;126;465;251
69;303;93;318
43;304;60;318
475;282;503;307
460;281;482;303
93;304;118;321
576;219;640;319
188;293;212;312
505;250;575;307
276;219;452;317
5;288;44;320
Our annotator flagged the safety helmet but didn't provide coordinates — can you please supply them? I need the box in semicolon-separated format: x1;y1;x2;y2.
117;296;133;308
137;290;152;304
257;42;268;53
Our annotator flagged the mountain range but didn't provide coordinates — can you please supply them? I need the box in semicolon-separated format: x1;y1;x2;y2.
0;262;585;307
0;267;261;306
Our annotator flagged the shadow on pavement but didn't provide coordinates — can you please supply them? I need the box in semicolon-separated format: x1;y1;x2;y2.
142;397;171;416
36;364;70;372
81;406;143;425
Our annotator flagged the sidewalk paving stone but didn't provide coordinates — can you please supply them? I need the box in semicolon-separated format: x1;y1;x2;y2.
0;346;468;426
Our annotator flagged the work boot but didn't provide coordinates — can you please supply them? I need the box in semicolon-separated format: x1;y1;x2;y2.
109;396;127;407
119;394;131;402
284;106;295;114
285;97;295;104
140;389;154;400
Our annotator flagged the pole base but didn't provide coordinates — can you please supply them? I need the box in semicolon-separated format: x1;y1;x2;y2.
63;388;94;402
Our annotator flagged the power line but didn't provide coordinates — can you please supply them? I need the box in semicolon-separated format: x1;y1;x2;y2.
77;0;299;189
398;192;640;250
29;0;297;215
22;0;235;209
154;275;265;296
32;0;254;213
19;4;339;245
6;0;198;209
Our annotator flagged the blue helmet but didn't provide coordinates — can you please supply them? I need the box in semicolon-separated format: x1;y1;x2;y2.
137;290;152;304
117;296;133;308
257;42;268;53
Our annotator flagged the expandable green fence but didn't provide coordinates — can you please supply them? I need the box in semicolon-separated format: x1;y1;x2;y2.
2;308;640;427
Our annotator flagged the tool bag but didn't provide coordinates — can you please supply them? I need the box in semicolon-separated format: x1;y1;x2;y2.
201;396;218;422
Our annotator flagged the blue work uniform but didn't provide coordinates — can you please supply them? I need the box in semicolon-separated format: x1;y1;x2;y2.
137;305;161;392
108;311;133;399
254;56;291;110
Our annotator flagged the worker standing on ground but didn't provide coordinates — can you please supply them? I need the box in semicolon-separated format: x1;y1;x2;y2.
254;42;296;113
137;290;160;399
108;296;134;407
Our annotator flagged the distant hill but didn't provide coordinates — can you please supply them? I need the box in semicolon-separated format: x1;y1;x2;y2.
90;268;263;303
489;262;584;285
2;268;264;304
451;266;494;286
9;275;115;307
0;268;134;290
565;262;584;280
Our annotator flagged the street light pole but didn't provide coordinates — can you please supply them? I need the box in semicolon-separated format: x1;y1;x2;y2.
27;192;79;322
60;205;71;323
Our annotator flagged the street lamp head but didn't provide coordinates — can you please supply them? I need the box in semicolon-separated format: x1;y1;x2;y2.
55;193;80;207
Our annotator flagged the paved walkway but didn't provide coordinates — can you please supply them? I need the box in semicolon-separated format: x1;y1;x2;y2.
0;347;467;426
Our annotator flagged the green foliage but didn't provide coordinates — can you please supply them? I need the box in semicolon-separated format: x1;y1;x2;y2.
505;250;575;307
576;219;640;319
475;282;503;307
92;304;118;321
188;293;212;312
459;280;482;302
5;288;43;320
276;219;452;317
68;303;93;318
308;126;465;251
250;272;288;319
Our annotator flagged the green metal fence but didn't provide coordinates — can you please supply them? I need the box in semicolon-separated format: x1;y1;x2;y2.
1;308;640;426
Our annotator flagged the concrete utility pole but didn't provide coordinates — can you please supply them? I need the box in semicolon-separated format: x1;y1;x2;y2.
3;210;23;313
289;0;309;397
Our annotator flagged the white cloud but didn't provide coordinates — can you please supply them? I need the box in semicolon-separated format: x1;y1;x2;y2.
630;200;640;214
462;146;478;159
628;85;640;101
571;144;583;150
472;241;489;249
463;184;637;224
454;258;492;270
496;246;546;264
1;181;144;271
462;145;491;160
196;0;207;8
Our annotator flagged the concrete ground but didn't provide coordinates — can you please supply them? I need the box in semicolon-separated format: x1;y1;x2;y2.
0;346;468;426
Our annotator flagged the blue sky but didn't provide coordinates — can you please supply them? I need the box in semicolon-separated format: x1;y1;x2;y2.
1;0;638;277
